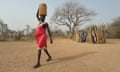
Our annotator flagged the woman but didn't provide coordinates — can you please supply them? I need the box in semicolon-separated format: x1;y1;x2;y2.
34;9;53;68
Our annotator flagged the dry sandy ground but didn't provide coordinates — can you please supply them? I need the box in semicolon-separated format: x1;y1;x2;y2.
0;39;120;72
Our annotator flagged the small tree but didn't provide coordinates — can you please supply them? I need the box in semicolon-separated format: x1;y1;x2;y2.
0;19;9;40
51;1;96;38
0;19;4;36
108;17;120;38
26;25;31;36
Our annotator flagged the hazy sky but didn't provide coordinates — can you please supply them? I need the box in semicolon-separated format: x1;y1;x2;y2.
0;0;120;31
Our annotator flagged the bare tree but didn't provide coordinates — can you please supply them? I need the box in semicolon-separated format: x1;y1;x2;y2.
108;16;120;38
26;25;31;35
0;19;4;35
0;19;9;40
51;1;96;38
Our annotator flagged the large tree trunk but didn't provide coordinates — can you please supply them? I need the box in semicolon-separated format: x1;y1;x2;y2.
68;26;75;39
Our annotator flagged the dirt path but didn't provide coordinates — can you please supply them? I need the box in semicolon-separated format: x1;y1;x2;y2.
0;39;120;72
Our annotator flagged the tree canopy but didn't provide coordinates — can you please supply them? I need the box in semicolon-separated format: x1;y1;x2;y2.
108;17;120;38
51;1;96;33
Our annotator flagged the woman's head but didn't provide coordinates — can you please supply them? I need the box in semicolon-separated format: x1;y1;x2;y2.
40;16;46;22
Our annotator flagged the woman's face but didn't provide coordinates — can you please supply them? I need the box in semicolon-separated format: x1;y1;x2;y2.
40;16;45;22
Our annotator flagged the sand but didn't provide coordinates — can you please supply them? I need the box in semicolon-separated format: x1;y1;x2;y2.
0;39;120;72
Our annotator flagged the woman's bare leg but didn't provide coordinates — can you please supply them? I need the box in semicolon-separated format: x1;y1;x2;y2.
33;49;41;68
43;48;52;61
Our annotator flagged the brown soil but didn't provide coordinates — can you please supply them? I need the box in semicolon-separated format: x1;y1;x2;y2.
0;39;120;72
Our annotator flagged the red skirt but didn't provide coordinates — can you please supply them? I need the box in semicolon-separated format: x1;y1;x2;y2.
35;24;47;48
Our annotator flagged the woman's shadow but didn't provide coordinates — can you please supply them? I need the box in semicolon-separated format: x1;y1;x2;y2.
41;51;97;67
